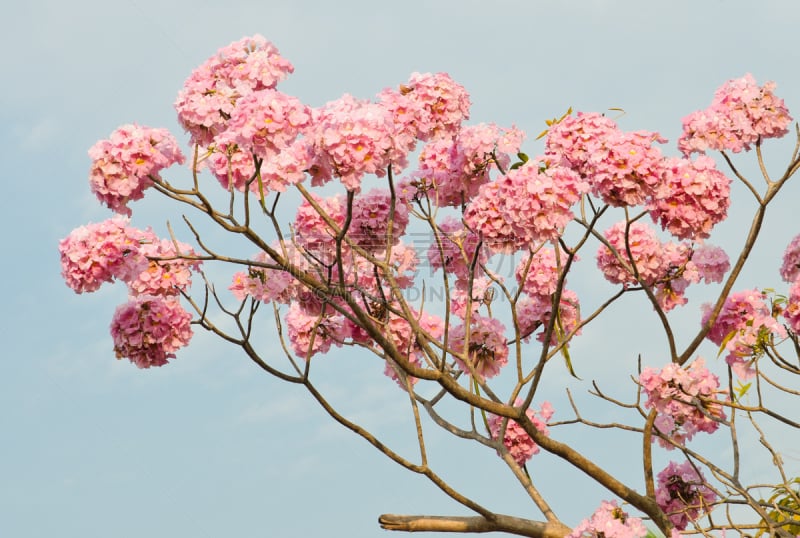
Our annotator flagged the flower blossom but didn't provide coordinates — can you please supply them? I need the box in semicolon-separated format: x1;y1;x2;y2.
702;289;786;378
110;296;193;369
126;236;201;297
229;251;294;304
449;315;509;379
656;460;717;530
426;216;487;281
59;217;150;293
568;500;648;538
464;157;588;253
349;188;410;252
596;221;667;286
175;35;294;146
649;155;731;240
780;233;800;283
88;124;185;215
639;358;726;449
678;73;792;155
395;71;471;140
487;400;553;467
382;309;444;388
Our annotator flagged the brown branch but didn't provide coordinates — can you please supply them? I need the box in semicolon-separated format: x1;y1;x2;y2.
378;514;571;537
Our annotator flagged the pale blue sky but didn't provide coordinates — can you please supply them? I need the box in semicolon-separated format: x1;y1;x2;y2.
3;1;800;537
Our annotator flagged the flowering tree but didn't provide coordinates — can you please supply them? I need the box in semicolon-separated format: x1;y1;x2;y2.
59;35;800;537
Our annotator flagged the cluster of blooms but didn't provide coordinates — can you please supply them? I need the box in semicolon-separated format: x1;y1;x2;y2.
546;112;668;207
567;500;648;538
449;315;509;379
648;155;731;241
382;309;445;388
487;400;554;467
229;251;294;304
639;358;726;448
88;124;185;215
656;460;718;530
349;188;410;252
463;157;589;253
449;277;493;320
59;217;149;293
409;123;524;206
110;295;193;369
515;245;571;298
175;35;294;146
126;237;200;297
60;217;201;367
425;216;487;281
678;73;792;155
395;71;471;141
780;233;800;283
305;95;398;191
516;289;582;346
702;289;786;378
596;221;669;286
285;301;350;359
654;244;730;311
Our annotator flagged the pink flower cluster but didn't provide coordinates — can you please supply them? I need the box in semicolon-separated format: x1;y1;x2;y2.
702;289;786;378
656;460;717;530
410;123;524;207
516;289;582;347
382;309;444;388
487;400;553;467
515;246;571;298
350;188;410;252
546;112;667;207
59;217;149;293
305;95;398;191
426;216;487;281
780;233;800;283
175;35;294;146
110;296;193;369
648;155;731;241
640;358;726;449
464;158;588;253
396;71;471;141
596;221;668;286
449;315;509;379
285;302;349;359
568;500;648;538
126;236;200;297
229;251;294;304
678;74;792;155
88;124;185;215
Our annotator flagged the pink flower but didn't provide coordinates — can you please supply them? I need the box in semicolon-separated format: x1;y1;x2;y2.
305;94;398;191
596;221;667;286
649;155;731;240
59;217;150;293
678;74;792;156
464;157;588;253
449;315;509;379
702;289;786;378
546;112;668;207
568;500;648;538
782;280;800;334
285;302;348;359
410;123;524;207
219;89;311;159
175;35;294;146
449;277;494;319
229;251;294;304
640;358;726;449
488;400;553;467
126;236;201;297
780;233;800;283
656;460;717;530
382;309;444;388
88;124;185;215
515;245;572;299
110;296;193;368
397;72;471;140
349;188;410;252
426;216;487;281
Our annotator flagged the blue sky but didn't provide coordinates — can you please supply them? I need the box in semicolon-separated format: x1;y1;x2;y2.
4;1;800;537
